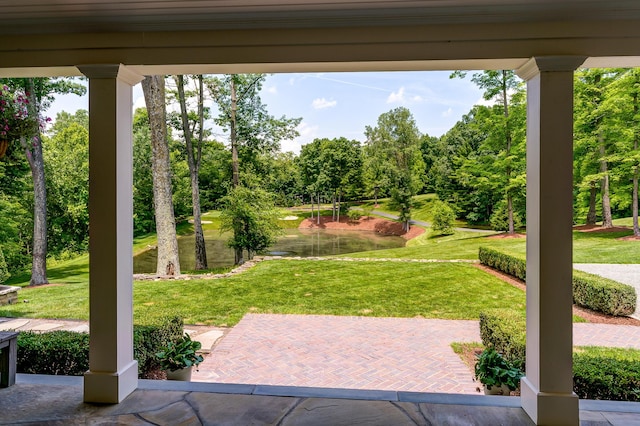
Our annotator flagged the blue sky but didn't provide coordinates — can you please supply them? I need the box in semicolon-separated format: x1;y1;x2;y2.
48;71;487;154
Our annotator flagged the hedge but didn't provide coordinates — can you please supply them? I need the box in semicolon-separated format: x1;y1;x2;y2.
478;247;636;316
480;311;640;401
479;309;526;369
573;347;640;401
17;315;184;378
478;247;526;281
573;270;636;317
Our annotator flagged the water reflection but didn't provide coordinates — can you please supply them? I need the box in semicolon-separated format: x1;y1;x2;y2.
134;228;405;273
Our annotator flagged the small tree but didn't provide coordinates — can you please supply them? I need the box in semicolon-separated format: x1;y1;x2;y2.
220;186;282;265
0;248;9;284
431;200;455;235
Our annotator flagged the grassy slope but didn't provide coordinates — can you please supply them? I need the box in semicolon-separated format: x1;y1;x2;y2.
3;260;525;326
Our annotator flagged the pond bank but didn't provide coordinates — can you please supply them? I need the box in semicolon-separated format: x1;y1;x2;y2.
298;215;425;240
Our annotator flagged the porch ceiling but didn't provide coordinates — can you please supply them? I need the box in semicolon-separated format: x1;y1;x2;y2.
2;0;640;35
1;1;640;76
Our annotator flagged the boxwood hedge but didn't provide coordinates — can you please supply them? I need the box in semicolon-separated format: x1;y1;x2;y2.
17;315;183;378
478;247;636;316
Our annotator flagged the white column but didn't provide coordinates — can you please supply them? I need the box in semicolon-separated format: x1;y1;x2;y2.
516;57;585;426
78;64;144;404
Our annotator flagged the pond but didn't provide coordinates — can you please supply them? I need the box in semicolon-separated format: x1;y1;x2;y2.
133;228;406;273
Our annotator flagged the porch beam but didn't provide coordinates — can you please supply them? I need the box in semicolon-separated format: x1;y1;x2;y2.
517;56;585;426
79;64;144;404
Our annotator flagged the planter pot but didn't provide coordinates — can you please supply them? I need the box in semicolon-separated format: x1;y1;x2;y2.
166;366;193;381
483;384;511;396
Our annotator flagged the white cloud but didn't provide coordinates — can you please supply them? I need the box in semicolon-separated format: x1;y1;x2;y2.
266;85;277;94
279;121;319;154
387;87;406;104
311;97;337;109
441;107;453;118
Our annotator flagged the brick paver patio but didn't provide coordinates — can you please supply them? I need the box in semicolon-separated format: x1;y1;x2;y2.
192;314;482;394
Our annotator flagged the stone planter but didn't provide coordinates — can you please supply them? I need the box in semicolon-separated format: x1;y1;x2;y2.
0;286;20;306
166;366;193;381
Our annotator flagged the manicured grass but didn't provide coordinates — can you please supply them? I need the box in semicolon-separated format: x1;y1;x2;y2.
1;260;526;326
361;194;470;227
572;229;639;263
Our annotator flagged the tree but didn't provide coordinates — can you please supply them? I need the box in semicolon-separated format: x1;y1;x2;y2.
574;69;621;228
142;76;181;276
2;78;85;286
451;70;521;234
431;199;455;235
365;107;425;231
171;75;208;270
220;186;282;264
43;110;89;255
206;74;301;188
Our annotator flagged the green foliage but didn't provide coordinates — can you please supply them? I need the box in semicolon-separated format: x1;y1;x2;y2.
17;331;90;376
474;347;523;391
347;208;362;222
479;247;636;316
134;315;184;377
220;186;283;260
489;201;523;232
431;200;455;235
156;332;204;372
132;108;156;235
44;110;90;254
573;270;637;316
0;247;9;283
479;246;526;281
479;309;526;369
16;316;183;378
573;346;640;401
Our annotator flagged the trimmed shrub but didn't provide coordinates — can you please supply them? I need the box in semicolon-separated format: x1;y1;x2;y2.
479;248;636;316
347;209;362;222
17;331;90;375
478;247;526;281
134;315;184;378
573;347;640;401
479;309;526;370
573;270;636;317
16;315;184;378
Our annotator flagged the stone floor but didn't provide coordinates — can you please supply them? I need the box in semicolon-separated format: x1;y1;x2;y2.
2;375;640;425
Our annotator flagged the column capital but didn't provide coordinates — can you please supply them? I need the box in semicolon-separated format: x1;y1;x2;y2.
78;64;144;86
516;56;587;81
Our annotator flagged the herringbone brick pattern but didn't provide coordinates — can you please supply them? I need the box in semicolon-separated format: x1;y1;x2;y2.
192;314;481;394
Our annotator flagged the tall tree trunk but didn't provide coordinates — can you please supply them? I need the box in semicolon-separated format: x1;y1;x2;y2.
142;76;181;276
586;182;598;225
175;75;207;270
316;192;321;225
599;138;613;228
24;80;48;286
230;77;239;188
332;190;336;221
502;70;515;234
336;190;341;223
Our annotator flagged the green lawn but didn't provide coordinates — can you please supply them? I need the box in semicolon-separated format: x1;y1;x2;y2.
1;260;526;326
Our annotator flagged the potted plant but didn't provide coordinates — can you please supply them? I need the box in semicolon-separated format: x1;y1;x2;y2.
474;347;523;395
156;333;204;381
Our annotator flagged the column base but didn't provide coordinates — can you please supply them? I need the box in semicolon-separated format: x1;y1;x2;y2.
84;360;138;403
521;377;579;425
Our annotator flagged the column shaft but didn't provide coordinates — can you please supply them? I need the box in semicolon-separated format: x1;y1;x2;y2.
517;57;585;426
79;64;143;404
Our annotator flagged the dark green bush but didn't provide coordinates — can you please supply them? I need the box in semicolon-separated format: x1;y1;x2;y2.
16;316;184;378
479;309;526;370
573;347;640;401
478;247;526;281
479;248;636;316
17;331;90;375
134;315;184;378
573;270;636;317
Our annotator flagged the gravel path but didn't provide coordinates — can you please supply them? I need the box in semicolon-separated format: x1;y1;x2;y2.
573;263;640;319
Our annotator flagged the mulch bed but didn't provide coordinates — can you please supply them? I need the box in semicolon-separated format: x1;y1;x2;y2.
475;264;640;326
299;215;425;240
